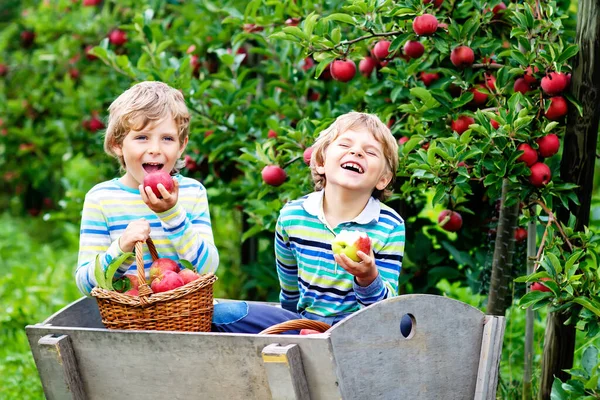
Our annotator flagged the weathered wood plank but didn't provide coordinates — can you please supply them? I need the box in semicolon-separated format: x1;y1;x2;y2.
474;316;506;400
36;334;86;400
262;343;311;400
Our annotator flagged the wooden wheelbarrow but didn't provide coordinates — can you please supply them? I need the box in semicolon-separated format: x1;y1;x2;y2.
26;294;505;400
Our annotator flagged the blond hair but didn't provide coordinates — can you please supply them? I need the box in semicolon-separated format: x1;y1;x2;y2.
310;112;399;201
104;81;190;172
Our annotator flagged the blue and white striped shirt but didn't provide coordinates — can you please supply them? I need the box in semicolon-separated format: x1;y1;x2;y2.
76;175;219;295
276;191;405;321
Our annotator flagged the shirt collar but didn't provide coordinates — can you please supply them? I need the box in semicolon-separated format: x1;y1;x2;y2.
302;191;380;225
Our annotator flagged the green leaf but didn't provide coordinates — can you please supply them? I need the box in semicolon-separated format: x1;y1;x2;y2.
572;297;600;317
547;252;563;275
581;346;599;376
156;40;173;54
322;13;355;25
104;252;135;290
282;26;308;41
519;290;553;308
550;378;567;400
556;45;578;65
180;259;195;271
94;255;108;290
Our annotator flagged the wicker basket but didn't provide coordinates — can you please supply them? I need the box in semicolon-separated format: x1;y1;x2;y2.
259;319;331;335
91;238;217;332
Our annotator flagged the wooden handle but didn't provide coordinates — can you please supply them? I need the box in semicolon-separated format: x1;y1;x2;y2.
135;238;159;302
259;319;331;335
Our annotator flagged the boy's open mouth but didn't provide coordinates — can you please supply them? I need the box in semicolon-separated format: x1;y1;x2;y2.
341;162;364;174
143;163;164;173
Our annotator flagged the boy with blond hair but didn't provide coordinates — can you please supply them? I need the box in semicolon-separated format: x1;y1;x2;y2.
213;112;404;333
75;81;219;295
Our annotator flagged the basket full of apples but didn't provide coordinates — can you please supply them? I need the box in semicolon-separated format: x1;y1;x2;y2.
90;238;217;332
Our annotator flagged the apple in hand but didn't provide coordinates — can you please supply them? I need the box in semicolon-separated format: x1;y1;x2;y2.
143;171;174;198
331;230;371;262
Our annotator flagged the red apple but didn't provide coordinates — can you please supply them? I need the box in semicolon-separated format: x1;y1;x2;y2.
83;0;102;5
301;57;315;71
531;277;552;292
492;2;507;17
331;230;371;262
330;59;356;82
450;46;475;68
529;162;551;187
419;72;440;86
143;171;174;198
0;64;8;76
151;270;184;293
21;30;35;47
285;18;301;26
303;147;313;165
262;165;287;186
517;143;538;166
179;269;200;284
438;210;463;232
490;118;500;129
513;78;531;94
108;29;127;46
267;129;277;139
85;45;98;61
398;136;410;145
124;288;139;296
190;55;201;74
514;227;527;243
184;154;198;172
412;14;438;36
544;96;568;120
69;68;80;80
523;66;539;84
451;115;475;135
149;258;180;282
372;40;392;60
536;134;560;157
470;85;488;106
403;41;425;59
484;73;496;91
423;0;443;7
359;57;378;77
541;72;569;96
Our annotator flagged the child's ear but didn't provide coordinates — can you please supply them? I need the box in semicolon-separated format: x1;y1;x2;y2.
315;164;326;175
178;136;189;157
112;144;123;156
375;170;393;191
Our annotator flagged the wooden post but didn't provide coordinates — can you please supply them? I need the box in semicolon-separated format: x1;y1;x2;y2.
37;334;86;400
262;343;310;400
475;316;506;400
522;210;537;400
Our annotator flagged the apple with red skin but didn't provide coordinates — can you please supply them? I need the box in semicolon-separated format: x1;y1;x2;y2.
423;0;443;7
262;165;287;186
403;41;425;59
398;136;410;145
21;30;35;47
450;46;475;68
149;258;180;282
143;171;174;198
514;227;527;243
544;96;568;120
541;72;569;96
492;2;507;18
69;68;80;80
517;143;538;166
531;278;551;292
523;66;539;84
83;0;102;5
285;18;301;26
536;134;560;157
243;24;263;33
412;14;438;36
184;155;198;172
469;85;488;106
0;64;8;76
513;78;531;94
490;119;500;129
108;29;127;46
85;45;98;61
151;270;185;293
190;55;201;75
359;57;378;77
179;269;200;284
438;210;463;232
331;230;371;262
372;41;392;60
267;129;277;139
330;60;356;82
451;115;475;135
529;162;551;187
124;288;139;296
303;147;313;165
419;72;440;86
484;73;496;91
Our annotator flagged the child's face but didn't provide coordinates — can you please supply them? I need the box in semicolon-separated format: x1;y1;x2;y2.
112;115;188;189
316;127;392;196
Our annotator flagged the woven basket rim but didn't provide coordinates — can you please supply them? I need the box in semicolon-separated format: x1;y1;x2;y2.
91;273;217;306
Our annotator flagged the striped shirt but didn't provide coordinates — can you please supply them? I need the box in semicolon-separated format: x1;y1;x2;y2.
275;191;405;321
76;176;219;295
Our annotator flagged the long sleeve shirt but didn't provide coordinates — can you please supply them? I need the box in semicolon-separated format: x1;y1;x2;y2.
275;190;405;322
76;175;219;295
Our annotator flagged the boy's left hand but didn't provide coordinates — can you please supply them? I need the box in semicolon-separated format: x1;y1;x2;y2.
334;249;379;287
140;179;179;213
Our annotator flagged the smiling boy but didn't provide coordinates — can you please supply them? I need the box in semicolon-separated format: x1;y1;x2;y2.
75;81;219;295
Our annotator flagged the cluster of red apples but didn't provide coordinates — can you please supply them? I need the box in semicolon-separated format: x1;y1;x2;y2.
119;258;201;296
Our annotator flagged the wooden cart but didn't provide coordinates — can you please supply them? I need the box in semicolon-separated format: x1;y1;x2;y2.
27;294;505;400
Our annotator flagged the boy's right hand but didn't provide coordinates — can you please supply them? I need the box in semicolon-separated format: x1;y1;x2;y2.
118;219;151;253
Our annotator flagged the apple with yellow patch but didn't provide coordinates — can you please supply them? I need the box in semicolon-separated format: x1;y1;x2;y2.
331;230;371;262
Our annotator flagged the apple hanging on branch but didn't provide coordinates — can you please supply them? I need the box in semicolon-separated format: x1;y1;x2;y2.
331;230;371;262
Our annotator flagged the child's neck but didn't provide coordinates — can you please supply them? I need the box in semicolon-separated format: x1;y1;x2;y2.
322;186;371;229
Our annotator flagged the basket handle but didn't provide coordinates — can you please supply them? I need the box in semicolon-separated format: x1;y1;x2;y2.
135;238;159;303
259;319;331;335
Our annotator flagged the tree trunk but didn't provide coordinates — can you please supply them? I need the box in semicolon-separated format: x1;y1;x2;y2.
539;0;600;398
523;211;537;400
486;179;520;316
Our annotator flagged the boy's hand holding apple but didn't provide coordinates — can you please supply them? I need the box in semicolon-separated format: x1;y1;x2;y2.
332;230;378;287
140;171;179;213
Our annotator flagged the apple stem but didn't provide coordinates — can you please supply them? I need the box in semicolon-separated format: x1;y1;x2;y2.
283;156;302;168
